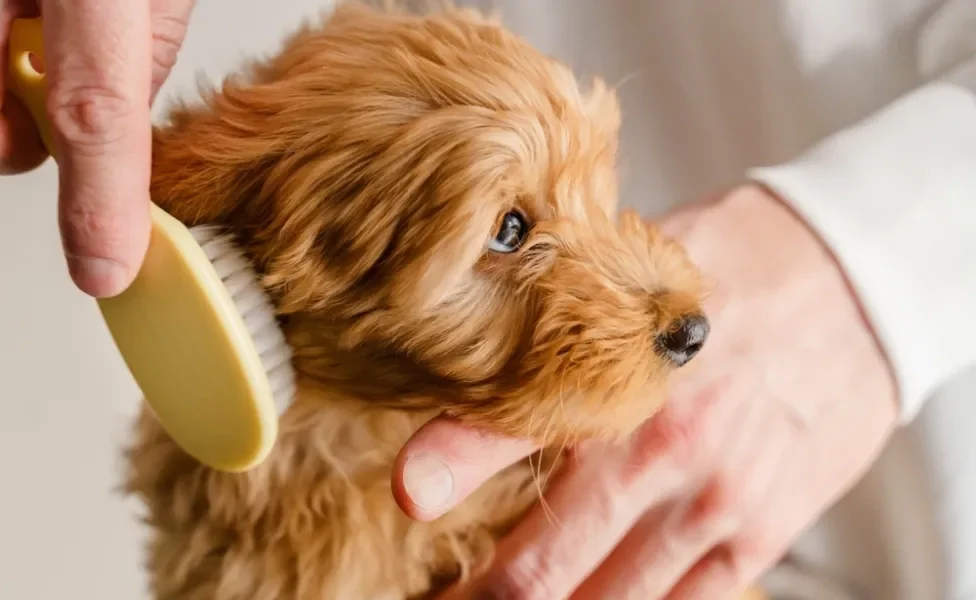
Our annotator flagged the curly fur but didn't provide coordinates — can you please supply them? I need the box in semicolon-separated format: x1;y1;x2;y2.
126;3;709;598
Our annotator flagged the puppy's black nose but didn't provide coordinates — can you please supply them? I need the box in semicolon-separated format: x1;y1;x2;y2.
657;314;709;367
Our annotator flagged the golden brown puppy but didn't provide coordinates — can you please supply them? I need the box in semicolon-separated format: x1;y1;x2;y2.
126;3;711;598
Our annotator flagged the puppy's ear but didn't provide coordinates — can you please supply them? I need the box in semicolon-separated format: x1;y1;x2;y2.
149;81;286;229
147;2;381;229
157;97;536;320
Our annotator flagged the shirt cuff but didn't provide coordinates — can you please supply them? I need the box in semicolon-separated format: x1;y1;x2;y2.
748;60;976;423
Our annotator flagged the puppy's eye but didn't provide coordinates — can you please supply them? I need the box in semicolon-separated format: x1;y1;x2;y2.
488;211;529;253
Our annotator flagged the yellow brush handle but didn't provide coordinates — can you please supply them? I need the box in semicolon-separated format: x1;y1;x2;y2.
7;17;284;473
7;17;55;156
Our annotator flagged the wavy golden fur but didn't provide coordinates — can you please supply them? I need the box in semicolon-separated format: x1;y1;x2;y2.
126;3;711;598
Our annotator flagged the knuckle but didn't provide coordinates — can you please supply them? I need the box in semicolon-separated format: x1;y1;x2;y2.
47;83;138;150
712;542;764;593
60;205;130;255
151;43;179;83
730;528;782;567
474;556;562;600
695;474;744;527
151;13;190;74
706;545;744;589
631;405;707;471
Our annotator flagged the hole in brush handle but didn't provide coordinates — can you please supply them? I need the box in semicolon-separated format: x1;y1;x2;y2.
8;17;56;157
24;51;45;75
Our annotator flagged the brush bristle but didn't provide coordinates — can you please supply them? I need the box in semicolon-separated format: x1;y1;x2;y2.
189;225;296;416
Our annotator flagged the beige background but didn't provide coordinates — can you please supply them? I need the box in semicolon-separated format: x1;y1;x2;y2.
0;2;335;599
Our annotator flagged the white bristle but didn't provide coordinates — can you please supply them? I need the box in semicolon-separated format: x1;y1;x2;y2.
234;287;268;316
189;225;296;416
222;271;256;296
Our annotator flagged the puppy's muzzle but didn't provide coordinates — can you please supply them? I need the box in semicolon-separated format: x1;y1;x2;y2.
656;314;709;367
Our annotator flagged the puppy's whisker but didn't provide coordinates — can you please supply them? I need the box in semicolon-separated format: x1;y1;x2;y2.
538;406;560;489
524;412;558;528
538;373;571;490
542;432;567;492
532;408;563;529
613;70;644;92
529;407;545;487
525;405;544;494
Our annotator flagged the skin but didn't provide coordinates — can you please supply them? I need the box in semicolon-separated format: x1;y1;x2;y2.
0;0;195;298
2;4;897;596
393;185;900;599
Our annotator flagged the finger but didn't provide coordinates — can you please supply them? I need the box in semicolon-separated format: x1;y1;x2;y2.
438;404;719;598
570;481;738;600
655;417;797;600
149;0;195;101
585;390;794;600
441;443;688;600
42;0;153;297
0;1;47;173
392;417;537;520
664;548;744;600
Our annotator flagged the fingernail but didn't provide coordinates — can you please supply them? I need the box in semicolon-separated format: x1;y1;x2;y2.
403;452;455;514
67;256;130;298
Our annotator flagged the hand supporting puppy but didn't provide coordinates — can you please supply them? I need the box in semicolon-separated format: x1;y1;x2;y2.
392;185;899;599
0;0;194;297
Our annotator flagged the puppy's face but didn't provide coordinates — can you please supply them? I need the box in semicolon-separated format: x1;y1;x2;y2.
152;4;706;444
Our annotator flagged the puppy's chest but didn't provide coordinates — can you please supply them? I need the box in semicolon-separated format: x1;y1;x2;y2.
129;402;557;599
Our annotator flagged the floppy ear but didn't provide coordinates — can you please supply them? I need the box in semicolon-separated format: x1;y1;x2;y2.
147;1;386;234
149;85;283;230
155;95;538;324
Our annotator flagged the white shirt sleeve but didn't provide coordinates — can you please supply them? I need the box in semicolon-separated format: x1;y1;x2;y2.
748;56;976;423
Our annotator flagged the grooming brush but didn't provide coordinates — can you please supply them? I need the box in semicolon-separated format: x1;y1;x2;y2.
8;17;295;473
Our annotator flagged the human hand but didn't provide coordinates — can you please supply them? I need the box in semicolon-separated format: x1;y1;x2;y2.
391;185;899;599
0;0;195;297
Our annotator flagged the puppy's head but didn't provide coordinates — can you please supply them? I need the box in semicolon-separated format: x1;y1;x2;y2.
151;3;706;445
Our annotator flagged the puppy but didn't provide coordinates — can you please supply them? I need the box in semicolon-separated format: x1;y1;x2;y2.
126;3;708;598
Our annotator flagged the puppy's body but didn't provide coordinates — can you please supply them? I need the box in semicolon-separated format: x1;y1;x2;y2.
128;394;550;599
127;4;704;598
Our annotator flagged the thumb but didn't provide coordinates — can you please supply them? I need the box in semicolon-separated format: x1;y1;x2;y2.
392;417;537;521
42;0;153;297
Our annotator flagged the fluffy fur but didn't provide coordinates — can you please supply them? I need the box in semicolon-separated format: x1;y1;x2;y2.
126;3;707;598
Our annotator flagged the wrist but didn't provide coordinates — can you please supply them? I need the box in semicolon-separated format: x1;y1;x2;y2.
663;184;856;308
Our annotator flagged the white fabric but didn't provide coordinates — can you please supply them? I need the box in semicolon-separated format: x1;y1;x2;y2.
448;0;976;598
749;73;976;422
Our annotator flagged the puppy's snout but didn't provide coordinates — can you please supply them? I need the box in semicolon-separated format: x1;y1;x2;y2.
657;314;709;367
